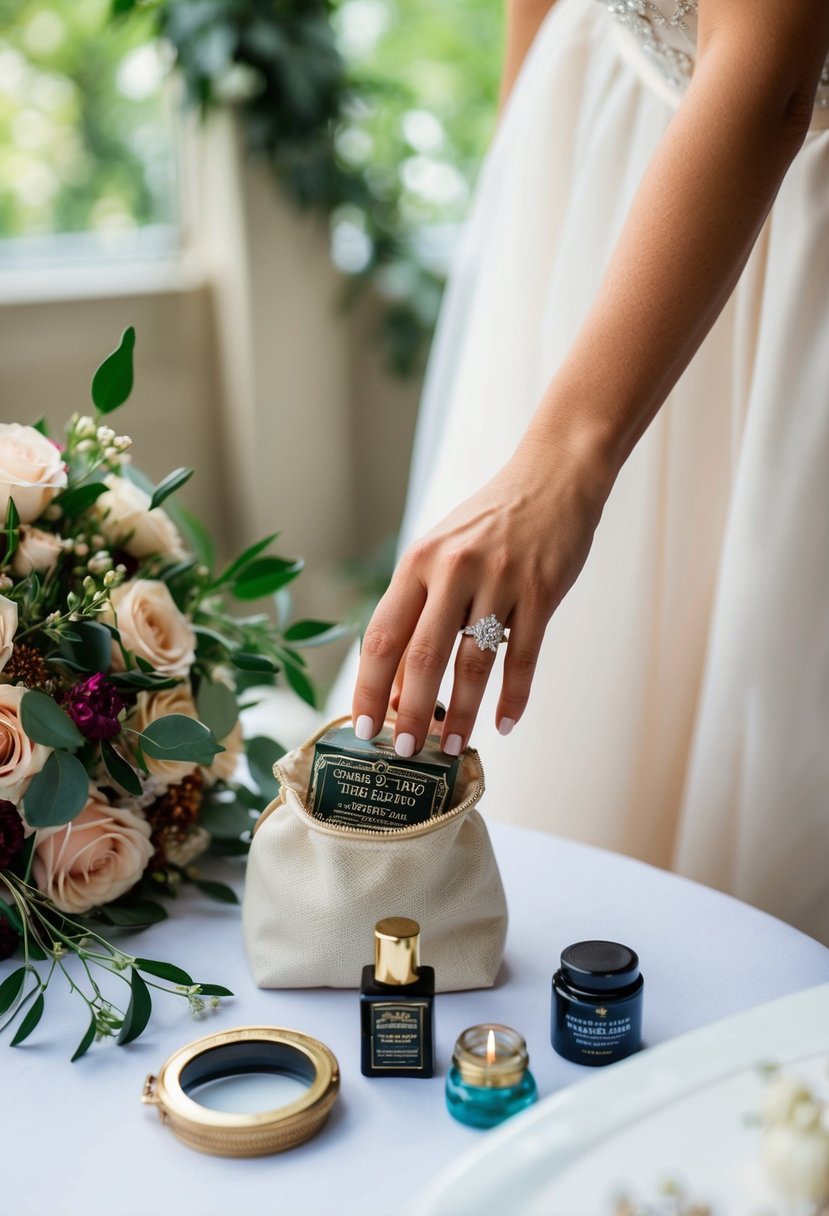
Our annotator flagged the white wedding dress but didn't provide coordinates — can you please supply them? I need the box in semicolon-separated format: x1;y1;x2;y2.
331;0;829;943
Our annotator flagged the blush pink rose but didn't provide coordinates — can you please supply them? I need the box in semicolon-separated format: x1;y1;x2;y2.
0;423;67;524
0;683;51;804
33;788;153;914
108;579;196;679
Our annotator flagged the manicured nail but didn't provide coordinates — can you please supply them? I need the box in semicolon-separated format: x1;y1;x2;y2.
354;714;375;741
497;718;515;737
443;733;463;756
433;700;447;722
395;732;416;758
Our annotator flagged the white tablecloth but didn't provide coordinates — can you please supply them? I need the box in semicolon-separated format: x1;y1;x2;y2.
6;824;828;1216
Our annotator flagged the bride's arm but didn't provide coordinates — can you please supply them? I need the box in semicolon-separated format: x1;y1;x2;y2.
352;0;829;757
528;0;829;479
501;0;560;108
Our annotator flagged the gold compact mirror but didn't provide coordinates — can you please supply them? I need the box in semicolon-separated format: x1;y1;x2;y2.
142;1026;340;1157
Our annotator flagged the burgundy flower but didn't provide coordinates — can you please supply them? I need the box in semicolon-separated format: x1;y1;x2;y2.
0;799;24;869
0;917;18;962
64;673;126;741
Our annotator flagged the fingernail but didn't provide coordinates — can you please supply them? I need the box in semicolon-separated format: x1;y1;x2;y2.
497;718;515;737
433;700;447;722
354;714;375;741
443;733;463;756
395;732;416;758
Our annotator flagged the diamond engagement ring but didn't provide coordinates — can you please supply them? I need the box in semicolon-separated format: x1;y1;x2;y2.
461;614;508;653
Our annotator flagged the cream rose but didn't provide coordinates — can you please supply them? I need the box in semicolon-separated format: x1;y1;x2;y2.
0;683;51;804
109;579;196;678
0;596;18;675
11;526;64;578
33;788;153;914
131;684;200;783
95;475;185;560
0;423;67;524
202;718;243;785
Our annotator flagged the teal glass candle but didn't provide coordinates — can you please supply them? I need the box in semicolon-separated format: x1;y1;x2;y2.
445;1024;538;1129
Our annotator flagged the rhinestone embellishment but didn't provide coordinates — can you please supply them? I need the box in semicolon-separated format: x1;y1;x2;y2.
462;614;507;653
597;0;829;109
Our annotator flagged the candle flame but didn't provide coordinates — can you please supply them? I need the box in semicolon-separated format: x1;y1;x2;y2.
486;1029;496;1065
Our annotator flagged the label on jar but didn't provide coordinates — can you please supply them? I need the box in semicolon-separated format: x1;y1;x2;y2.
370;1002;426;1070
564;1007;634;1061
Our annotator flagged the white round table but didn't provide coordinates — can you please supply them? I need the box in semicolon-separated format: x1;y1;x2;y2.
6;823;828;1216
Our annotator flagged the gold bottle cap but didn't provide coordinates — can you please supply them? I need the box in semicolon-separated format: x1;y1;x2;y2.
374;916;421;986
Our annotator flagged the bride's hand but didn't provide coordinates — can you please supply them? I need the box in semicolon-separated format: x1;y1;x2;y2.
351;434;610;756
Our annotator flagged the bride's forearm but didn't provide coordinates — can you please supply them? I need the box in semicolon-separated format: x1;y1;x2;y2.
500;0;560;110
527;2;829;489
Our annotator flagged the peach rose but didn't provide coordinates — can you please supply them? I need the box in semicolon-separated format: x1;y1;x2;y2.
0;683;51;804
95;475;186;560
109;579;196;678
131;683;200;783
202;718;243;785
0;423;67;524
11;526;64;578
0;596;18;675
33;788;153;914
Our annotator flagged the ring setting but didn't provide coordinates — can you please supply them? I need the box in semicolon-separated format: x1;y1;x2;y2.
461;613;508;653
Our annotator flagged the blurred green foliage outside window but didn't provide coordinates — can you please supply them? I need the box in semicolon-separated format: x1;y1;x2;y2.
0;0;176;260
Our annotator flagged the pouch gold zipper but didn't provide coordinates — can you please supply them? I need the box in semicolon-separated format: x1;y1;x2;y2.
267;714;485;842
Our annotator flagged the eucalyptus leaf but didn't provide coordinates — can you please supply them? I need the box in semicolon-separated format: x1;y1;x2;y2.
194;984;234;998
0;967;26;1017
283;620;353;648
20;690;84;750
214;533;279;587
101;740;143;796
231;651;277;673
196;680;238;741
232;556;304;601
246;735;285;800
138;714;224;764
134;958;194;986
150;467;194;511
282;660;317;708
117;969;152;1045
198;794;255;840
191;879;238;905
110;671;180;692
3;497;20;564
91;326;135;414
11;992;44;1046
23;750;89;828
71;1013;97;1063
97;900;167;927
59;620;112;674
56;482;108;518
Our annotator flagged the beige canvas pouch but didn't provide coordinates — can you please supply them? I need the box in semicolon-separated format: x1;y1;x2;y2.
243;715;508;991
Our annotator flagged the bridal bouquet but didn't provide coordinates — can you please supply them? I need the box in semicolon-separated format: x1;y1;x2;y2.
0;328;341;1058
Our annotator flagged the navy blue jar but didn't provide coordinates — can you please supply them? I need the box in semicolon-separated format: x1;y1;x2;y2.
551;940;643;1066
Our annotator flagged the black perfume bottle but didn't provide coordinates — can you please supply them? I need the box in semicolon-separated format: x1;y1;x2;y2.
360;917;435;1078
551;940;644;1066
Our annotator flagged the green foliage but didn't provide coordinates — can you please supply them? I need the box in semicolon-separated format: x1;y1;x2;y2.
20;690;84;749
150;466;193;510
24;749;90;827
136;713;224;765
91;325;135;412
246;734;284;800
0;0;175;243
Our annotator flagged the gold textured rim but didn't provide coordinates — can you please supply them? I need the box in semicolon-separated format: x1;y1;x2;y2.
143;1026;340;1156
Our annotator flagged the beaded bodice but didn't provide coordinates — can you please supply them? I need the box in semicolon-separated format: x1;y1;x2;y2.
597;0;829;114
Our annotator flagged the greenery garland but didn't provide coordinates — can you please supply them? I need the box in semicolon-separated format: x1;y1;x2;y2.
113;0;445;374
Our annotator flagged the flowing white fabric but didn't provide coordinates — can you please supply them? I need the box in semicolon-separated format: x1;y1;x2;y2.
330;0;829;944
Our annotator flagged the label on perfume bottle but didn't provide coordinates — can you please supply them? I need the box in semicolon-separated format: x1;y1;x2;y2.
308;727;459;832
370;1003;427;1070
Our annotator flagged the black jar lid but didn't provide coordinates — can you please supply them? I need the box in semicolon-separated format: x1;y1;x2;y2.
559;940;640;992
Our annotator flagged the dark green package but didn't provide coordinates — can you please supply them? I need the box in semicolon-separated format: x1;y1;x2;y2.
307;725;460;832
